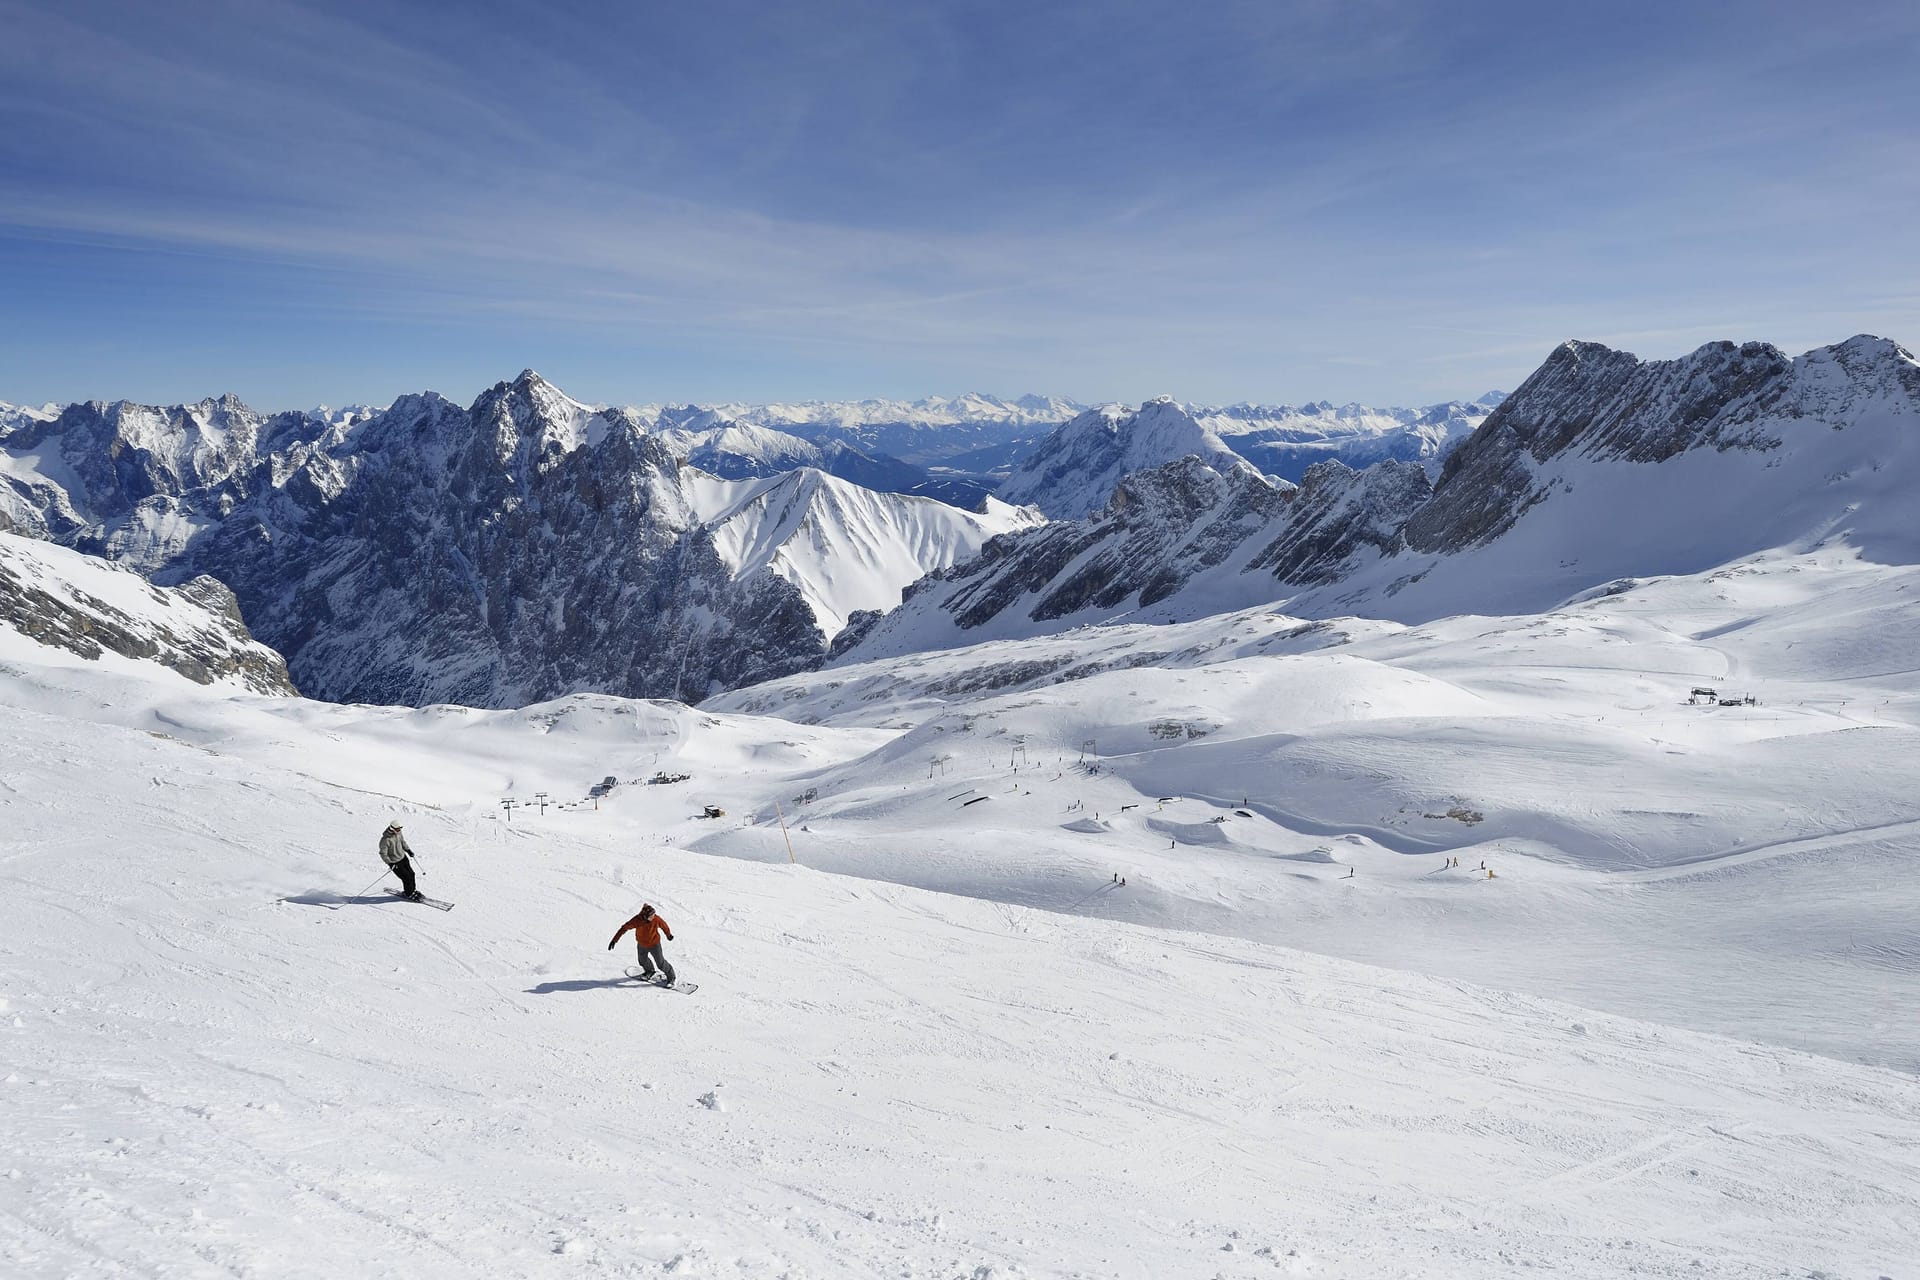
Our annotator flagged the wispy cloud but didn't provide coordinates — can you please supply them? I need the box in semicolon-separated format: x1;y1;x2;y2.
0;0;1915;407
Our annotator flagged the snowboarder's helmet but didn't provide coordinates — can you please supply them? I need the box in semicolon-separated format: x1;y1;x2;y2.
640;903;654;919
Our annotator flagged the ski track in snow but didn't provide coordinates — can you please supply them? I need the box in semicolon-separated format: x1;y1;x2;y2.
4;544;1920;1275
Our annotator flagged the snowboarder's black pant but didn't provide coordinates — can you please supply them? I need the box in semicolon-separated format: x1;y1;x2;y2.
636;944;675;984
390;858;417;896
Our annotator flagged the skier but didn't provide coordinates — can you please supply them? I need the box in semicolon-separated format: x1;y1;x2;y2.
607;903;676;985
378;821;424;902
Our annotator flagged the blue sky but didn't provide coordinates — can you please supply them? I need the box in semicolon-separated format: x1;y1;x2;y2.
2;0;1916;410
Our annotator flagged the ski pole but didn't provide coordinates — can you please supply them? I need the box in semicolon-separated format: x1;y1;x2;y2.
351;867;390;899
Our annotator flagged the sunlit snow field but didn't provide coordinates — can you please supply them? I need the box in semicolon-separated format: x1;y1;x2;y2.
4;541;1920;1276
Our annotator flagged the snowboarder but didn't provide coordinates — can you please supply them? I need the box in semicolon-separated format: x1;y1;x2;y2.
608;903;676;985
378;821;424;902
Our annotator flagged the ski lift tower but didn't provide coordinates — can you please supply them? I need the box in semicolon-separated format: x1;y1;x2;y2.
500;797;518;823
533;791;550;816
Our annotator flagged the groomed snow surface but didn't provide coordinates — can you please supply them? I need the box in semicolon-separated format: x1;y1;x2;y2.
5;547;1920;1276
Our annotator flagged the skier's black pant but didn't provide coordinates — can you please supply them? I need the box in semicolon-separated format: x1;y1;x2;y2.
636;943;675;984
390;858;418;896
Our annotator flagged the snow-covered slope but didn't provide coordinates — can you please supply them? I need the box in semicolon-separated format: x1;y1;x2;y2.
1363;335;1920;615
995;396;1263;518
686;468;1041;638
0;528;294;694
5;596;1918;1276
715;541;1920;1078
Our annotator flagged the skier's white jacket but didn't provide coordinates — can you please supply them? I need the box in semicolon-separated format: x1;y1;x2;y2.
378;828;413;866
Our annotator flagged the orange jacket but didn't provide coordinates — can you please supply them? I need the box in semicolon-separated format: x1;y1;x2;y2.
609;912;673;950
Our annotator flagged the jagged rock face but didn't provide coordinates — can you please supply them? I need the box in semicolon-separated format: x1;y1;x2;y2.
0;531;296;694
1403;337;1920;554
844;453;1426;656
227;403;826;706
1246;458;1431;584
838;456;1314;659
946;457;1289;628
1;371;1008;707
839;334;1920;656
995;398;1255;518
0;396;331;555
215;379;831;706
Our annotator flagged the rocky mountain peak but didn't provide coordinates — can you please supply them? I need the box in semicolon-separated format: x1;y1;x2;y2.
996;397;1246;519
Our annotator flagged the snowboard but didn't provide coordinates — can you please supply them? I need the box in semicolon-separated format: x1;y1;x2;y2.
624;967;698;993
388;889;454;911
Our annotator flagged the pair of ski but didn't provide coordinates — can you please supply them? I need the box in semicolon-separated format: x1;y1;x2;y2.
387;888;454;911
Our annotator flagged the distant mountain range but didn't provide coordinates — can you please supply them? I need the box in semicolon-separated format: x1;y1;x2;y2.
3;386;1503;516
27;337;1906;714
0;372;1033;705
833;336;1920;663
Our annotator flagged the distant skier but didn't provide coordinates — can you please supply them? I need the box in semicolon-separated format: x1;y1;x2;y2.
378;821;424;902
608;903;676;985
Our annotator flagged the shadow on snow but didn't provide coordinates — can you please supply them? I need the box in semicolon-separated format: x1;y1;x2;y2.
525;976;639;995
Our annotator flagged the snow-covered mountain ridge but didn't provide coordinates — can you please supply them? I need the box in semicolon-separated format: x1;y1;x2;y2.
0;371;1030;706
0;369;1498;709
988;392;1498;519
652;420;928;495
839;334;1920;659
994;396;1261;518
1193;394;1499;483
0;527;294;694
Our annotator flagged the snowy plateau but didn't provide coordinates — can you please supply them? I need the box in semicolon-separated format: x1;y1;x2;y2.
3;337;1920;1279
